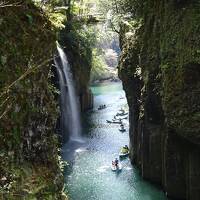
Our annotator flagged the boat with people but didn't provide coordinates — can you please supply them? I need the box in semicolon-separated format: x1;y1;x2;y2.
119;128;126;132
119;145;129;158
112;118;122;123
111;158;122;171
116;111;128;116
106;120;122;124
119;124;126;132
113;116;128;121
98;104;106;110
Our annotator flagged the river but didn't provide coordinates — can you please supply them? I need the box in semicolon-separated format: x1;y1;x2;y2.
62;82;167;200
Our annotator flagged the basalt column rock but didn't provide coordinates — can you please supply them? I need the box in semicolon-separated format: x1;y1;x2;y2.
163;132;187;199
188;148;200;200
80;89;94;111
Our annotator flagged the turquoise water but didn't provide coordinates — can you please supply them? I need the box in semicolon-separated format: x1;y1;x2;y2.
63;82;167;200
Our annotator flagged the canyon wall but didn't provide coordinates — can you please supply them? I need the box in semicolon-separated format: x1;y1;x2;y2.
0;2;66;199
118;1;200;199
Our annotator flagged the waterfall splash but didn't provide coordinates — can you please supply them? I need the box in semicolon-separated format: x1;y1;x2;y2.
55;45;82;142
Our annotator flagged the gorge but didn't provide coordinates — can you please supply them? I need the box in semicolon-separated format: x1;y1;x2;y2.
0;0;200;200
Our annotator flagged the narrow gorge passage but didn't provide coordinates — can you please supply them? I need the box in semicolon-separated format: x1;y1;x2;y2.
62;82;167;200
1;1;199;199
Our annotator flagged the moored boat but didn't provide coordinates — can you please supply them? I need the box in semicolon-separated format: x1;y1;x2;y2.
119;151;129;158
119;145;129;158
106;120;122;124
119;128;126;132
98;105;106;110
116;112;128;116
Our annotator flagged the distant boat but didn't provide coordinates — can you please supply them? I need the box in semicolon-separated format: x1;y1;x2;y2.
98;105;106;110
116;112;128;116
112;118;122;122
106;120;122;124
113;116;128;121
119;151;129;158
119;128;126;132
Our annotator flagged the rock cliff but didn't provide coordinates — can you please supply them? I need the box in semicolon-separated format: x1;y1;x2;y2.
118;1;200;199
0;1;66;199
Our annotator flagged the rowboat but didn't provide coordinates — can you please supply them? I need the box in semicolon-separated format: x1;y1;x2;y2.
111;162;122;171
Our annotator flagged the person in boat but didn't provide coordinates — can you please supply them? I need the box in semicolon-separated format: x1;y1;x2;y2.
121;145;129;154
120;124;125;130
114;158;119;167
112;160;115;166
124;145;129;152
124;145;129;150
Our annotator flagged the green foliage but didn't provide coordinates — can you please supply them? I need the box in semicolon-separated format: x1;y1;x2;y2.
33;0;67;29
97;0;147;33
49;12;66;29
90;48;107;82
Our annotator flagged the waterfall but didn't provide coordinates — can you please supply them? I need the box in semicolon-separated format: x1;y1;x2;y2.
55;45;82;142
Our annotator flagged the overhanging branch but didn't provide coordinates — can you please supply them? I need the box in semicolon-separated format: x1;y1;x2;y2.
0;1;22;8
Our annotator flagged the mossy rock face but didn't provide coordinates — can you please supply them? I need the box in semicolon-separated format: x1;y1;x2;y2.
119;0;200;145
0;0;57;158
159;2;200;143
118;20;143;162
119;0;200;199
0;1;64;198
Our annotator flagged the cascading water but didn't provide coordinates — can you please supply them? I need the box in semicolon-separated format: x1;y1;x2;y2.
54;45;82;142
102;10;113;31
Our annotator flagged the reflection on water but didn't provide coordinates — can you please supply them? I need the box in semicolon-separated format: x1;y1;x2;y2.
63;82;167;200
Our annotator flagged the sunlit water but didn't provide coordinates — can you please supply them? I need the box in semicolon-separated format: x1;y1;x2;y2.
62;82;167;200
